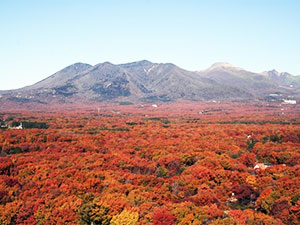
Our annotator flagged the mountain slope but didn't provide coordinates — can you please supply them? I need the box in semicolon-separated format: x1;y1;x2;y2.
23;63;92;90
0;60;299;107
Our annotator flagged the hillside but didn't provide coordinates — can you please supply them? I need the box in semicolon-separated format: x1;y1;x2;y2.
0;60;299;108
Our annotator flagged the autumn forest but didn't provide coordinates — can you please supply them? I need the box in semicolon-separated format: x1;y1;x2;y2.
0;101;300;225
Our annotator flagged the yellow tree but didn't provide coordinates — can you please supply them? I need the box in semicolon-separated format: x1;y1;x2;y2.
110;209;139;225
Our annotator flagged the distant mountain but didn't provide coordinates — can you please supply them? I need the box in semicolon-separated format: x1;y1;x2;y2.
197;62;278;97
262;69;300;88
0;60;299;107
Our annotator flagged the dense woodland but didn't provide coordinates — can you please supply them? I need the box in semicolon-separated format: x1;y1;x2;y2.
0;102;300;224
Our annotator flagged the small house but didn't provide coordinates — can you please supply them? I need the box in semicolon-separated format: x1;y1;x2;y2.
254;163;270;170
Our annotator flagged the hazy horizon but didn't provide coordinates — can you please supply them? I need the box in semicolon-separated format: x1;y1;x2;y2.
1;0;300;90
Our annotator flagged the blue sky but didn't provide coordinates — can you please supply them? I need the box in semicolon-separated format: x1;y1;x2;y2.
0;0;300;90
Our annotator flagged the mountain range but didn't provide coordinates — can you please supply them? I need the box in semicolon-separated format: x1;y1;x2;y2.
0;60;299;107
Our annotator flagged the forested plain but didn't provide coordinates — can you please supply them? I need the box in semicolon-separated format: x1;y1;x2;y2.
0;102;300;224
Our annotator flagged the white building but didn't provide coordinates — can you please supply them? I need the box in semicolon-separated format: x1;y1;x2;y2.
283;99;296;104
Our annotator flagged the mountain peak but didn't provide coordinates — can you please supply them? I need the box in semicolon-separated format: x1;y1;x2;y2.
73;62;91;66
262;69;281;77
60;62;92;73
206;62;241;71
212;62;235;67
119;60;153;69
137;60;153;65
270;69;280;75
92;61;116;69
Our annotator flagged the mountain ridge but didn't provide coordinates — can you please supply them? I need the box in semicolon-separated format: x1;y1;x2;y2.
0;60;299;108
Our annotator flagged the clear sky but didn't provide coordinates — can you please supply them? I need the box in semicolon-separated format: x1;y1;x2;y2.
0;0;300;90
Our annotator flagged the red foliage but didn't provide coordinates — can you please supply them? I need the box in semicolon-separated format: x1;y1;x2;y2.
271;199;290;223
232;184;255;203
0;102;299;224
229;209;247;225
0;190;8;204
153;208;176;225
16;204;36;225
239;152;256;167
0;157;14;175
